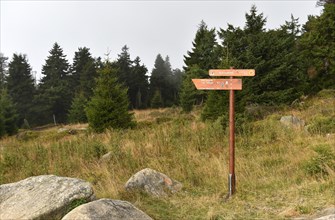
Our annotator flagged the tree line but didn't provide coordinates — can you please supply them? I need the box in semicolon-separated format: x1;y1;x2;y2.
0;43;184;135
181;2;334;121
0;2;334;136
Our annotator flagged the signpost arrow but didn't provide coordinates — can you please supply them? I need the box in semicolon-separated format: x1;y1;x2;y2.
192;79;242;90
209;69;255;77
192;68;255;199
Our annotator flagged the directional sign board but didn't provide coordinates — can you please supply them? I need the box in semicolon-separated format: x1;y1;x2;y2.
209;69;255;77
192;79;242;90
192;68;255;197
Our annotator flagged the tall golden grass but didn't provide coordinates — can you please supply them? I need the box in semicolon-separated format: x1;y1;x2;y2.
0;92;334;219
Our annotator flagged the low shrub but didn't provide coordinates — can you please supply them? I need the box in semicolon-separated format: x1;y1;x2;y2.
306;115;335;134
303;145;335;178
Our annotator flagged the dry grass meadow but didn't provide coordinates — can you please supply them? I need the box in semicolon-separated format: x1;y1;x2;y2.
0;90;334;219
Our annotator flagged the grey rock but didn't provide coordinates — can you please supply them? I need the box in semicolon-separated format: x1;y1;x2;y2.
313;207;335;220
125;168;182;197
58;128;69;133
292;207;335;220
100;151;112;162
57;128;77;135
280;115;305;127
314;214;335;220
0;175;95;220
62;198;152;220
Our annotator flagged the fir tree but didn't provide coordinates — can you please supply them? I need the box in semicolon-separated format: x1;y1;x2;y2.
201;91;227;121
180;66;206;112
151;90;163;108
244;5;267;34
0;53;8;91
0;109;4;137
149;54;175;107
180;75;196;112
116;45;133;86
219;6;306;105
131;57;149;109
7;54;35;127
86;63;135;132
68;91;88;123
181;21;220;111
0;89;18;137
170;68;184;105
71;47;97;99
317;0;335;6
183;21;221;71
115;46;149;109
34;42;71;125
299;3;335;92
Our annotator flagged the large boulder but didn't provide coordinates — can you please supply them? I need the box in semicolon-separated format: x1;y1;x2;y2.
313;207;335;220
125;168;182;197
280;115;305;127
293;207;335;220
0;175;95;220
314;215;335;220
62;198;152;220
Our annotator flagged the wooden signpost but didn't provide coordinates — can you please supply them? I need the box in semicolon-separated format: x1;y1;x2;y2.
192;79;242;90
192;68;255;198
209;69;255;77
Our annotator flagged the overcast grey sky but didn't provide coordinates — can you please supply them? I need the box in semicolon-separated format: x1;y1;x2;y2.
1;1;321;80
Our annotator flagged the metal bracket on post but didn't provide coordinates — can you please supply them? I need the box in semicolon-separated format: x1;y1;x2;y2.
228;173;236;197
228;174;232;196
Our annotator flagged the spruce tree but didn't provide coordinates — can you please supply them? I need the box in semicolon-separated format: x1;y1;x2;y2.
183;21;221;71
217;6;306;108
34;43;71;125
254;16;306;104
244;5;267;34
0;53;8;91
68;91;88;123
151;90;163;108
170;68;184;105
115;46;150;109
149;54;175;107
116;45;133;86
0;89;18;137
317;0;335;6
201;91;227;121
181;21;220;111
71;47;97;99
0;109;5;137
7;54;35;127
86;63;135;132
131;57;149;109
180;66;206;112
180;74;196;112
299;2;335;92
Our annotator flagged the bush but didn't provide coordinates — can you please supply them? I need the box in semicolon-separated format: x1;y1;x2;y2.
316;89;335;99
92;142;108;159
303;145;335;178
306;115;335;134
244;104;280;121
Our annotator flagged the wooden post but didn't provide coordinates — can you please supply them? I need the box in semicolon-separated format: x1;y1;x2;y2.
228;75;236;196
192;68;255;199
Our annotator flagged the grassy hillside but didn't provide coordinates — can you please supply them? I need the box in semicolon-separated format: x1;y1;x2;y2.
0;90;334;219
